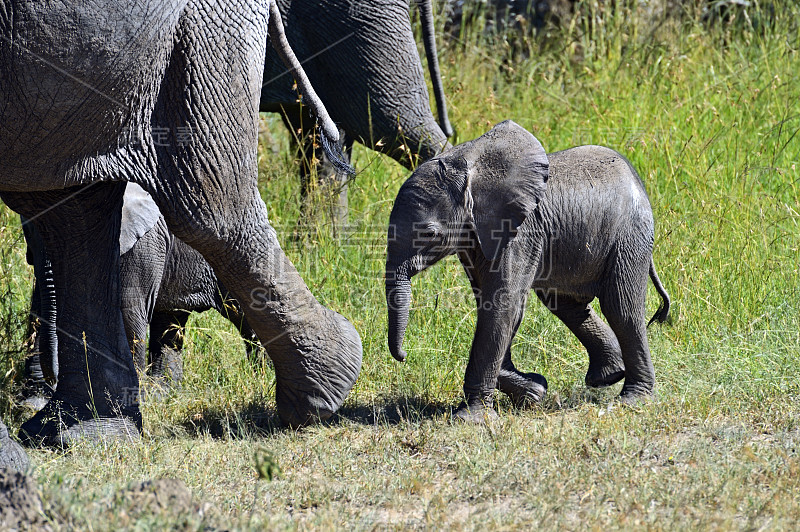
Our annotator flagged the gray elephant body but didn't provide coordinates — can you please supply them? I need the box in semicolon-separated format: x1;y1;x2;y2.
0;418;28;472
260;0;452;219
1;0;362;444
119;185;260;383
386;121;669;420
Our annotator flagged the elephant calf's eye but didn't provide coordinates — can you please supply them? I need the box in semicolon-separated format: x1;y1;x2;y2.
411;224;443;252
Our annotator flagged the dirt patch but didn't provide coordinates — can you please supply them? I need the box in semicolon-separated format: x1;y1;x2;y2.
122;478;194;514
0;468;46;530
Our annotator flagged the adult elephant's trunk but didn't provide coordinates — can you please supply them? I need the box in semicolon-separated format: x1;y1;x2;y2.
386;272;412;362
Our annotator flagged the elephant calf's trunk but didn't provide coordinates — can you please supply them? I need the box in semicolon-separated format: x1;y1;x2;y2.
386;277;412;362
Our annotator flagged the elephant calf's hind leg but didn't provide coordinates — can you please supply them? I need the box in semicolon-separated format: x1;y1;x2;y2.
600;285;655;402
546;295;625;388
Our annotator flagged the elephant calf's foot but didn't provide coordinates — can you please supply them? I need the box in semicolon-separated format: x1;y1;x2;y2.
149;347;184;384
497;370;547;407
272;309;362;428
18;396;142;448
453;401;498;424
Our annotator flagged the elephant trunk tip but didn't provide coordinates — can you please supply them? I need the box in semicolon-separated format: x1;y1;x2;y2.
442;122;454;139
390;347;407;363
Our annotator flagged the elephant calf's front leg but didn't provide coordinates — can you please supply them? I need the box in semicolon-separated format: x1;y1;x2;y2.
457;292;531;422
494;303;547;406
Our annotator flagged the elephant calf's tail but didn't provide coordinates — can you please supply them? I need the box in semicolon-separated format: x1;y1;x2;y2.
647;258;671;328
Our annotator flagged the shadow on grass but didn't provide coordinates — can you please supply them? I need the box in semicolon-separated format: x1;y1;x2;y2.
177;395;452;440
179;401;282;440
338;396;452;426
175;386;625;440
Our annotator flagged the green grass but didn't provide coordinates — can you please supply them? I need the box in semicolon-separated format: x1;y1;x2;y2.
2;1;800;528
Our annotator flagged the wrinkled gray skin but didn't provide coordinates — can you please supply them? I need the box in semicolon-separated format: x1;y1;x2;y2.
22;184;262;406
0;0;362;445
261;0;453;221
0;418;29;472
386;121;670;421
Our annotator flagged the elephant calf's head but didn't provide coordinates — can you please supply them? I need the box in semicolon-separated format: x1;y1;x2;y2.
385;120;549;362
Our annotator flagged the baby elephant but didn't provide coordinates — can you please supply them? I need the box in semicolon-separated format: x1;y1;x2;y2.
385;120;670;421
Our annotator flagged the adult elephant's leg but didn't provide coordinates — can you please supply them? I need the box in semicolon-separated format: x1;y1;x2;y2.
544;294;625;388
495;296;547;406
3;183;140;446
142;0;361;427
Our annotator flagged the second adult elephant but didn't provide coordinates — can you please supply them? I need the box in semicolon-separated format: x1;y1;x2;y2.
261;0;453;221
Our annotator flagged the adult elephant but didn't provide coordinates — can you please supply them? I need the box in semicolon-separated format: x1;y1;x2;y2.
0;0;362;445
261;0;454;221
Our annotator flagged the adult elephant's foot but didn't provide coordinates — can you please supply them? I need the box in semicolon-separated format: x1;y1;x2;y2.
271;308;362;428
0;419;30;472
453;401;498;424
585;361;625;388
18;396;141;448
497;369;547;407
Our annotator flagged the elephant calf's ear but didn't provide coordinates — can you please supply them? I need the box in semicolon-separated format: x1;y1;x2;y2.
468;121;549;261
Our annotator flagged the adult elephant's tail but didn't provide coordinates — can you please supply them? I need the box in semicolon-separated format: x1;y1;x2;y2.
267;0;354;175
647;258;671;327
417;0;454;138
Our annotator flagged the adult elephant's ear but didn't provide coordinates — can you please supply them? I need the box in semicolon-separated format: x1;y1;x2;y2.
466;121;549;261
